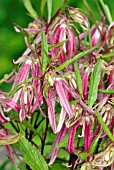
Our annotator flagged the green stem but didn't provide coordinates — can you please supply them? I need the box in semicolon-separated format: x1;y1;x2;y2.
41;99;49;155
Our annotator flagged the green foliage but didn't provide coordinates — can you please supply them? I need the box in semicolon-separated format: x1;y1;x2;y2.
47;0;52;22
74;60;83;98
55;45;99;72
49;161;68;170
19;137;49;170
42;30;49;75
23;0;38;19
88;59;101;108
96;111;114;142
90;132;102;154
100;0;112;23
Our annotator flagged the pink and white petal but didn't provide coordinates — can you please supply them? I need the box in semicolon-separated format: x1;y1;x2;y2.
55;80;74;117
12;60;31;103
82;69;89;100
48;123;68;165
4;99;20;113
84;117;92;152
47;87;56;133
68;118;81;154
56;107;66;133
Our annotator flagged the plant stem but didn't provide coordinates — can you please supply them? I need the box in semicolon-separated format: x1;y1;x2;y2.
41;99;49;155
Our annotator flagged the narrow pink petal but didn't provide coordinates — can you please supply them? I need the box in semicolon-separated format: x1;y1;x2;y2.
67;27;76;60
48;123;68;165
82;69;89;100
92;28;100;47
47;87;56;133
12;60;31;103
4;99;20;113
59;27;66;63
55;80;74;117
52;26;63;60
5;145;20;170
68;118;81;154
84;117;91;152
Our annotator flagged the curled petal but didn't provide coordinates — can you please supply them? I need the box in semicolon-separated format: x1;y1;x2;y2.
0;107;10;124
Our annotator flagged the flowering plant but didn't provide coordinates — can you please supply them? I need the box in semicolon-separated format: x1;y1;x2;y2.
0;0;114;169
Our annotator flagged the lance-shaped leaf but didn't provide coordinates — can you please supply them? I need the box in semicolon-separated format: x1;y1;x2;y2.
98;89;114;94
7;78;32;98
41;0;47;15
88;59;101;108
47;0;52;23
97;51;114;59
55;45;99;72
55;80;74;117
74;61;83;98
100;0;112;23
90;132;102;154
23;0;38;19
42;30;49;75
96;110;114;142
0;133;20;145
74;150;89;160
19;137;49;170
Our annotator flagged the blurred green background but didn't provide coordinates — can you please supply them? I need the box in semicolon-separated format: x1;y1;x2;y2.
0;0;114;80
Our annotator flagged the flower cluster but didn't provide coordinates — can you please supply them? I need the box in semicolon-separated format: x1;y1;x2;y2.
0;4;114;170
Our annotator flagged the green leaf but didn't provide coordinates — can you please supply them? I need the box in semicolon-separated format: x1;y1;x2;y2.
60;0;68;13
100;0;112;23
56;133;69;148
49;161;68;170
19;137;49;170
74;150;89;160
74;61;83;98
98;89;114;94
42;30;49;75
23;0;38;19
47;0;52;23
41;0;47;15
96;110;114;142
97;51;114;59
88;59;101;108
6;78;32;98
49;38;68;50
55;45;99;72
90;132;101;154
22;120;40;137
